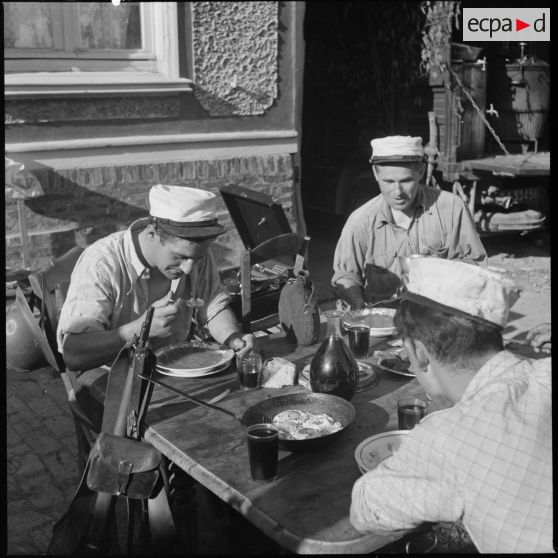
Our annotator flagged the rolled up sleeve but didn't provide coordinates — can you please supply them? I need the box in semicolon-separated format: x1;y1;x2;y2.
56;252;115;352
447;196;487;266
350;423;463;533
332;214;368;289
194;250;231;326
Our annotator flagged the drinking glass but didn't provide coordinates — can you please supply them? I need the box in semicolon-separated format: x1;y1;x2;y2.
246;423;279;481
236;353;262;390
348;324;371;359
397;397;428;430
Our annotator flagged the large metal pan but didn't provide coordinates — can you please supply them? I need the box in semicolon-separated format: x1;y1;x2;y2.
242;392;356;452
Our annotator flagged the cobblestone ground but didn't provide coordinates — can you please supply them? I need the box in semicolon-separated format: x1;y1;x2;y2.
5;362;241;555
6;364;81;555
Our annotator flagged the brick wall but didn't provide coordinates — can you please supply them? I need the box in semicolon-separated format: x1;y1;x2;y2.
5;154;296;271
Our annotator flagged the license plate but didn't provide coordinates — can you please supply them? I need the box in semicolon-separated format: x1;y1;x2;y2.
502;188;541;202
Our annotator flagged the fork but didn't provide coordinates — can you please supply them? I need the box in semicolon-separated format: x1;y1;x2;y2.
149;388;231;411
140;373;244;425
366;296;402;308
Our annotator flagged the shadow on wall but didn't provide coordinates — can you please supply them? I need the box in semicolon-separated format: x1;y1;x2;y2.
5;161;245;271
6;162;149;266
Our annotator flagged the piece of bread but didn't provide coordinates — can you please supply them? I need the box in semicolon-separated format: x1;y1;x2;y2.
261;357;296;388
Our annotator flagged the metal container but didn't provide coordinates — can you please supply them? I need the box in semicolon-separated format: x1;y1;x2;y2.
341;307;397;338
242;392;356;452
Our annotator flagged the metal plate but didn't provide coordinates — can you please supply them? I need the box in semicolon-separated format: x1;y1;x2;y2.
155;341;234;374
354;430;409;474
156;360;231;378
242;392;356;452
501;187;541;203
299;362;379;393
342;307;397;337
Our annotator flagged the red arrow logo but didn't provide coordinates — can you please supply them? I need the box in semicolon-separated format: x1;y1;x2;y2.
516;18;530;31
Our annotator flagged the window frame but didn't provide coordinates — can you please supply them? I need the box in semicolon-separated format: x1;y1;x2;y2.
4;2;192;98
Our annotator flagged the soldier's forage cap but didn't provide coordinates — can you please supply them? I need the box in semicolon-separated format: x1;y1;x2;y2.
149;184;225;239
370;136;424;163
402;256;521;328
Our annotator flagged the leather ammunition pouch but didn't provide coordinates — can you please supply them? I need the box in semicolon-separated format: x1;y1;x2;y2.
86;433;162;499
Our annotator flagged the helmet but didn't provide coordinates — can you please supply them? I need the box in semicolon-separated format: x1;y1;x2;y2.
6;287;52;372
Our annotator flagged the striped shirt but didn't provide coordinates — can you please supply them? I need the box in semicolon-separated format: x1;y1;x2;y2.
57;218;232;355
332;186;487;302
350;351;553;553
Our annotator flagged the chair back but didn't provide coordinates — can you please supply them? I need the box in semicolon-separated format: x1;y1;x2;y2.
240;233;309;333
27;246;84;373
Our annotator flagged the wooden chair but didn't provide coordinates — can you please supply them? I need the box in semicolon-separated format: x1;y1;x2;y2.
27;246;97;474
239;233;309;333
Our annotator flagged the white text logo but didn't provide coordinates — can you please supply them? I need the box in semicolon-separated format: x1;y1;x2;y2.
463;8;550;41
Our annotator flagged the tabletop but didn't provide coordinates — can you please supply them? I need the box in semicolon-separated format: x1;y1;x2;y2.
460;151;550;176
140;327;431;554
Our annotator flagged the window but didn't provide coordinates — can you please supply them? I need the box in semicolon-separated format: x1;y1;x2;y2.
4;2;191;97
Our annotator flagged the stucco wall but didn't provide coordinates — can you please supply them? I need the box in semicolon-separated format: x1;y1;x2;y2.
192;2;279;116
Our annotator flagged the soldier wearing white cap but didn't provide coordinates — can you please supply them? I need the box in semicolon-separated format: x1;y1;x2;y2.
332;135;487;309
350;257;552;553
58;185;256;423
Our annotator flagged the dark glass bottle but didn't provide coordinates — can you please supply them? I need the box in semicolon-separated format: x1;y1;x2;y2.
309;310;359;401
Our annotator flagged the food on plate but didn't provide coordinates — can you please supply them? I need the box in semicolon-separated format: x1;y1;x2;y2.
157;344;230;369
378;356;411;372
272;410;342;440
343;308;396;331
301;413;335;429
273;409;309;424
261;357;296;388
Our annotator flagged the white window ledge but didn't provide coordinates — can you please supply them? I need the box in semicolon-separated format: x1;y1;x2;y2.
5;72;193;98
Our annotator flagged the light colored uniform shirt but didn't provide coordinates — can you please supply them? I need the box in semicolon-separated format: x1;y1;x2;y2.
57;218;232;356
350;351;553;554
332;186;487;301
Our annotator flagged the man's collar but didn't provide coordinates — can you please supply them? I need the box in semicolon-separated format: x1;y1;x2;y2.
460;350;522;402
125;217;151;282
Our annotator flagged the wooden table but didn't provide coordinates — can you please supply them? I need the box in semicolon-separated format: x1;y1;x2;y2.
460;151;550;176
139;329;430;554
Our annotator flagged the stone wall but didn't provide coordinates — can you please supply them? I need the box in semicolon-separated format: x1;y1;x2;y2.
5;154;296;272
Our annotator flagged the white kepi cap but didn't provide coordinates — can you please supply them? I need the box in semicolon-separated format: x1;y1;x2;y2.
402;256;521;328
149;184;225;238
370;136;424;163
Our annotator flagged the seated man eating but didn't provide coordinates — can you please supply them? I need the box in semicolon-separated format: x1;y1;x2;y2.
350;257;552;553
57;184;255;425
332;135;487;309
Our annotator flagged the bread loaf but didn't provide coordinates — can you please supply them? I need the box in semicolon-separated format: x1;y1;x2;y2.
261;357;296;388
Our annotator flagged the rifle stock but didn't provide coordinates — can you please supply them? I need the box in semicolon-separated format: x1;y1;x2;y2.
49;308;157;555
82;307;156;554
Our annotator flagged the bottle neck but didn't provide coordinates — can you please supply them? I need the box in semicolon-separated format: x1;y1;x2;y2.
325;315;343;338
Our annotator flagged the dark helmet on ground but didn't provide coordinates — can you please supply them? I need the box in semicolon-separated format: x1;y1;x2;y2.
6;287;53;372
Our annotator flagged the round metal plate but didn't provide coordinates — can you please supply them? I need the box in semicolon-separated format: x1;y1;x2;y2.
242;392;356;452
342;307;397;337
155;341;234;374
354;430;409;473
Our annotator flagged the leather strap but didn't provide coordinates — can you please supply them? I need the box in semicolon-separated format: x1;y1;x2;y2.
147;464;179;552
116;461;133;495
100;342;134;434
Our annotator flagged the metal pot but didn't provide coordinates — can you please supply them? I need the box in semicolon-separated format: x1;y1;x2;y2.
242;392;356;452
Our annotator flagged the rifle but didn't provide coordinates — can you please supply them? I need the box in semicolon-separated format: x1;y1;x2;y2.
48;307;180;555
